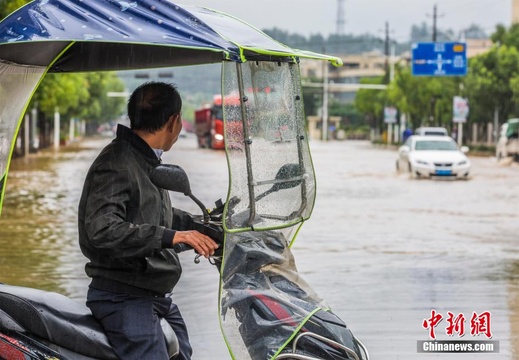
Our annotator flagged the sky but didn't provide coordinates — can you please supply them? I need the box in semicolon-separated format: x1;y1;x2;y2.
183;0;512;41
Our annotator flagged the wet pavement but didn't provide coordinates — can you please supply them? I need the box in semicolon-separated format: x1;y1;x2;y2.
0;134;518;359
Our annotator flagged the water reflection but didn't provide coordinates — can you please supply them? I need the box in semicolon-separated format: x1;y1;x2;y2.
0;135;228;305
507;261;519;358
1;137;518;360
0;139;110;299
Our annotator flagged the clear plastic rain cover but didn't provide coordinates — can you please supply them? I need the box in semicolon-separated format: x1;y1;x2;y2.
222;61;315;232
219;61;328;359
0;62;44;199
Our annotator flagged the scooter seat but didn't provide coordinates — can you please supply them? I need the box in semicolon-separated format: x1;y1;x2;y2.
0;283;118;359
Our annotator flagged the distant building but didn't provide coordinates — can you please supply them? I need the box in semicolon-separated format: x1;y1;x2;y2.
299;39;493;104
300;51;392;103
465;38;493;58
513;0;519;24
301;49;408;103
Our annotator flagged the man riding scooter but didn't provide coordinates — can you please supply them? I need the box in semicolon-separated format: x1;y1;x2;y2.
78;82;219;360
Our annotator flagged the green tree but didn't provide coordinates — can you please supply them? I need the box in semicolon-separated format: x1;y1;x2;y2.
80;72;126;123
0;0;28;20
490;23;519;50
356;64;460;132
354;76;388;130
465;45;519;123
463;24;488;39
32;73;90;116
30;71;125;137
329;101;362;126
403;72;459;129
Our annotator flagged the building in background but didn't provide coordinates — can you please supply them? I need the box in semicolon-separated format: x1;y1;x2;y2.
513;0;519;24
299;38;492;106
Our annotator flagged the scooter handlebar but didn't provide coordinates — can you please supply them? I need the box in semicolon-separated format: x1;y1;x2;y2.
171;204;224;255
173;242;193;253
172;220;223;254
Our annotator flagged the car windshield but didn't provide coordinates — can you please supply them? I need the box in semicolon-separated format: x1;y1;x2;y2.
414;140;458;151
424;131;446;136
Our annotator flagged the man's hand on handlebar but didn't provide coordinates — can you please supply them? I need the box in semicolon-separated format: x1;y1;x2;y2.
172;231;219;258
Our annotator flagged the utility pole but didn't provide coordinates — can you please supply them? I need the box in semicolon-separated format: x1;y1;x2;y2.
336;0;346;35
384;22;390;84
384;21;391;85
322;47;329;141
432;5;437;42
428;4;444;42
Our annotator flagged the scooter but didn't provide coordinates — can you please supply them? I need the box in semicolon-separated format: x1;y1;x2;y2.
0;282;179;360
0;0;367;357
150;164;369;360
0;162;368;360
0;164;219;360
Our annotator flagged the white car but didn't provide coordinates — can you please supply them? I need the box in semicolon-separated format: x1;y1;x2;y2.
496;119;519;160
414;126;448;136
396;135;471;179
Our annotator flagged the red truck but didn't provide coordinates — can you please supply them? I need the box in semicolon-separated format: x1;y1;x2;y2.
194;95;228;150
195;93;252;150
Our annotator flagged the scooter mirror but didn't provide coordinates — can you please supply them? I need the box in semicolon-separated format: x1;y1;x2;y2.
271;163;303;191
255;163;303;202
150;164;211;223
149;164;191;196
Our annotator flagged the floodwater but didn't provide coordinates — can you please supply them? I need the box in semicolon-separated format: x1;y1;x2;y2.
0;134;518;360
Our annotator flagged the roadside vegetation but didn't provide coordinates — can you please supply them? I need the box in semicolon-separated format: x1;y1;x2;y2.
356;25;519;134
2;1;518;146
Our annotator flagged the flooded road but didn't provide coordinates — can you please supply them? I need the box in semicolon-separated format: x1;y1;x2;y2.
0;134;518;359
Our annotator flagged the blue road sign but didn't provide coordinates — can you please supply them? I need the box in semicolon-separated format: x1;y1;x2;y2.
412;42;467;76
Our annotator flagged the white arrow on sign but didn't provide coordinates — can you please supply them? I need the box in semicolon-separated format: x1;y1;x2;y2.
426;53;453;74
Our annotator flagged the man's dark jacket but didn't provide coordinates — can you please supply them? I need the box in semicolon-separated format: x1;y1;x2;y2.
78;125;180;296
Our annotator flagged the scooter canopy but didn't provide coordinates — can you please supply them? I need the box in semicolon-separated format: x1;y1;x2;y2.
0;0;342;216
0;0;343;71
0;3;370;359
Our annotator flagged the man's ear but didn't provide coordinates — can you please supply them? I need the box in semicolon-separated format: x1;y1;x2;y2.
167;115;176;131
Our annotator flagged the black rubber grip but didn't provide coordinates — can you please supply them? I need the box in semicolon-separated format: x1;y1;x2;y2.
173;243;193;253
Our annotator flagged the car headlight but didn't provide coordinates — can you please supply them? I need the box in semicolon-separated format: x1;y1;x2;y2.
457;160;468;165
415;159;429;165
214;134;224;141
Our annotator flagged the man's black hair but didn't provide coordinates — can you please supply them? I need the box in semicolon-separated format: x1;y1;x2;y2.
127;82;182;132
